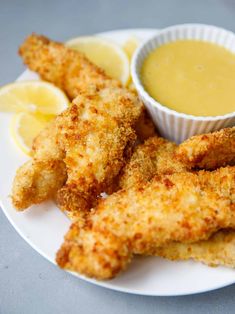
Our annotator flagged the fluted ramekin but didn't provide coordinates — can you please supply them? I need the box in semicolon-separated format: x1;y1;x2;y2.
131;24;235;143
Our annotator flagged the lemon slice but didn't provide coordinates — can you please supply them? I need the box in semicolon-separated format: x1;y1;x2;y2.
0;81;69;114
10;112;53;155
123;36;139;60
123;37;140;90
66;36;130;86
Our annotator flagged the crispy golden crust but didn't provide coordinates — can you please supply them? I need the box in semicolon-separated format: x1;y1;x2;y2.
155;229;235;268
119;136;187;189
57;167;235;279
56;186;94;217
176;127;235;169
12;120;67;210
12;159;67;210
19;34;119;100
56;225;132;280
19;33;152;141
12;34;142;212
134;109;157;142
118;134;235;270
118;135;235;270
55;96;138;214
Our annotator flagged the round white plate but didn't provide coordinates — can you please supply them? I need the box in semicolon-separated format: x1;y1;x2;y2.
1;28;235;296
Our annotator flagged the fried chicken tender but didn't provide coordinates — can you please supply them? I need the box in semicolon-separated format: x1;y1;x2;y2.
12;34;143;212
19;33;156;142
12;120;67;210
56;226;132;279
118;135;235;270
19;34;118;99
119;136;187;189
55;94;137;216
57;167;235;279
176;127;235;169
155;229;235;268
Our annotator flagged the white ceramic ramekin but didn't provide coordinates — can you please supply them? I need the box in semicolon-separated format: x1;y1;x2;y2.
131;24;235;143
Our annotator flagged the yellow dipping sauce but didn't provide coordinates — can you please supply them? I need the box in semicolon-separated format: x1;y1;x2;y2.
141;40;235;116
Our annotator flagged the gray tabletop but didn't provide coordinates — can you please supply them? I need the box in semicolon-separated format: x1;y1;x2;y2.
1;0;235;313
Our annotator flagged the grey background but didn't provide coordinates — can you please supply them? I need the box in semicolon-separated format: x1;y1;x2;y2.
1;0;235;313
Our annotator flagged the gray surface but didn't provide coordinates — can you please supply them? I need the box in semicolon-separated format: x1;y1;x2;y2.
1;0;235;313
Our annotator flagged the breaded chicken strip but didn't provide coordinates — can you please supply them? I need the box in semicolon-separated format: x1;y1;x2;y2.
55;94;137;216
19;33;156;141
155;229;235;268
12;34;142;213
57;167;235;279
119;136;235;269
19;34;118;99
119;136;187;189
176;127;235;169
12;120;67;210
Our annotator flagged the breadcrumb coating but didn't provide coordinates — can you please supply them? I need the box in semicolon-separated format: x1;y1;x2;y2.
18;34;119;99
134;108;157;142
12;34;143;212
12;120;67;210
56;226;132;280
176;127;235;169
19;33;156;142
119;136;187;189
155;229;235;268
118;134;235;270
57;167;235;279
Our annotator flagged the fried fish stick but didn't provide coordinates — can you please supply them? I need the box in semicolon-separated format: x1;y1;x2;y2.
57;167;235;279
12;34;142;212
119;136;187;189
176;127;235;169
155;229;235;268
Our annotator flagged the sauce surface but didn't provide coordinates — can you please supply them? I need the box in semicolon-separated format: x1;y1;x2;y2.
141;40;235;116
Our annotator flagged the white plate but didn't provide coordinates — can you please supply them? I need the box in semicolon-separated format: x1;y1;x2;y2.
1;28;235;296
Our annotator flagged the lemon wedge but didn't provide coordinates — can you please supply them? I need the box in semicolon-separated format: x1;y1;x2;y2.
0;81;69;114
66;36;130;86
10;112;53;155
